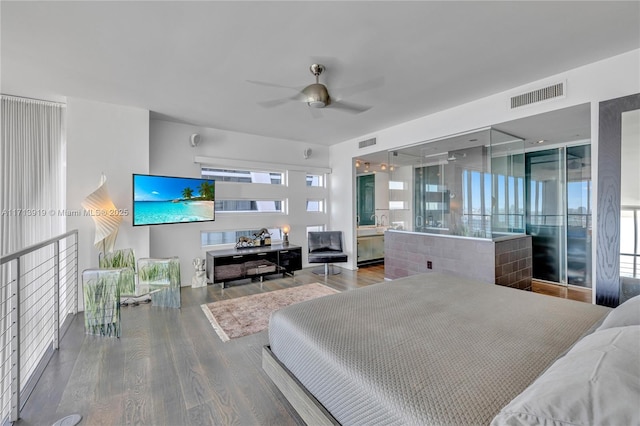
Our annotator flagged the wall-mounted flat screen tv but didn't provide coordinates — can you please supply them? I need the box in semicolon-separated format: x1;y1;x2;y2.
133;174;215;226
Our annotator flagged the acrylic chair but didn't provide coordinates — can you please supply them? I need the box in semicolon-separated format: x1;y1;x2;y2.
82;268;123;337
137;257;181;308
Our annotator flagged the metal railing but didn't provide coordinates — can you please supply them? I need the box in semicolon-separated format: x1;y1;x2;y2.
621;254;639;278
621;207;639;279
1;230;78;424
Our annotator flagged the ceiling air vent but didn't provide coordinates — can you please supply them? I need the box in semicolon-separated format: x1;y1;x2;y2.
358;137;377;149
510;82;565;109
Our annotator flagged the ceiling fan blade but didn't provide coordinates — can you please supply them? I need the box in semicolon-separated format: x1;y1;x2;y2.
257;96;297;108
309;107;323;119
334;76;385;98
246;80;301;91
330;100;371;114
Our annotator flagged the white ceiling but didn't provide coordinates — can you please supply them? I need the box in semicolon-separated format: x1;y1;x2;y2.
2;1;639;146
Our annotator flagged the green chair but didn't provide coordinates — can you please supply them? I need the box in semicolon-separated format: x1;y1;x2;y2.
82;268;123;337
138;257;181;308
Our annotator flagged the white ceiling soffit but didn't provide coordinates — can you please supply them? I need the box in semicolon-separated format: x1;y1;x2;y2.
2;1;638;146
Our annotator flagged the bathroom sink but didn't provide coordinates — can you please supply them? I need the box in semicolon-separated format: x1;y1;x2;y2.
357;227;388;236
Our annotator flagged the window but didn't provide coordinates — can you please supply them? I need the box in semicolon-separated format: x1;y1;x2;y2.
389;181;405;190
306;225;325;235
306;174;324;187
202;167;283;185
306;199;324;212
202;228;285;247
215;200;284;213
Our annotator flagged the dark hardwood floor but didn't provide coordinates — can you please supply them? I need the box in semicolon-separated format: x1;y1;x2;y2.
16;265;385;426
17;265;590;426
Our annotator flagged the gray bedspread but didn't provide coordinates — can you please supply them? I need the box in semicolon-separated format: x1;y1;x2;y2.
268;273;610;425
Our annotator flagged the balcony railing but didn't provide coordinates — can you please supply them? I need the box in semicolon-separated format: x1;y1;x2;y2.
0;230;78;424
621;207;639;279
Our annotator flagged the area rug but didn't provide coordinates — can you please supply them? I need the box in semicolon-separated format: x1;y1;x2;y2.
201;283;339;342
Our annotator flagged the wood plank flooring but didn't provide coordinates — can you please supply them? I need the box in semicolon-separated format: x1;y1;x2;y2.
531;280;593;303
16;265;590;426
16;265;385;426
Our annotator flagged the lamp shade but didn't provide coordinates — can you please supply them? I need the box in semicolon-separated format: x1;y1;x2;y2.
81;175;122;252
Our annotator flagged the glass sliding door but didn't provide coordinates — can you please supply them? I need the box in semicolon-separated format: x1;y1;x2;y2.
566;145;592;287
524;144;592;287
525;148;567;283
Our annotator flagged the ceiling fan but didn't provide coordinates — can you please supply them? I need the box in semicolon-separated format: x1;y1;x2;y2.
249;63;382;116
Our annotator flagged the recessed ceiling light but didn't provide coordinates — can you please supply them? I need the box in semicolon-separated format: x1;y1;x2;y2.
537;140;545;144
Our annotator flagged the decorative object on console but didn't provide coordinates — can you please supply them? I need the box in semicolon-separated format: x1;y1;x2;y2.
282;225;290;246
192;257;207;288
235;236;255;249
82;174;122;253
254;228;272;246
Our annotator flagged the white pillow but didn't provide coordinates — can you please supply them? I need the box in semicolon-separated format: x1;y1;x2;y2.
491;326;640;426
597;294;640;331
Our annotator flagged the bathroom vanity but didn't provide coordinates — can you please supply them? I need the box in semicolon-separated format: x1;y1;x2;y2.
357;234;385;264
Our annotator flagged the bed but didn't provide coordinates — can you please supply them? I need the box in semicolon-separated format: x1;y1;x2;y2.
263;272;640;425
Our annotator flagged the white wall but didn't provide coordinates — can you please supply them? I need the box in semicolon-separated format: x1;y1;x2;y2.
149;119;330;284
375;171;390;225
621;109;640;206
331;49;640;271
66;98;150;308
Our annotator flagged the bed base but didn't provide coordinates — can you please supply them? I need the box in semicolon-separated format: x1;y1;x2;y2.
262;346;339;426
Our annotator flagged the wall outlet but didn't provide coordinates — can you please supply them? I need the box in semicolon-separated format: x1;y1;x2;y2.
427;261;433;269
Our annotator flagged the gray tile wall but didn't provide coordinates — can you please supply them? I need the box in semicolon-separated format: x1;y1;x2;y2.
494;236;532;291
384;231;495;283
384;231;532;290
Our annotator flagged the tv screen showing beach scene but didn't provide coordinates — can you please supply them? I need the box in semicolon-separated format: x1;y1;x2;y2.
133;174;215;226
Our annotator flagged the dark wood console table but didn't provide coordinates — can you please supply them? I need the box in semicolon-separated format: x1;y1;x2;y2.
206;244;302;288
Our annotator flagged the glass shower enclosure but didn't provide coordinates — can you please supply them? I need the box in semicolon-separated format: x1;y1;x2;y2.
388;128;525;240
387;128;592;288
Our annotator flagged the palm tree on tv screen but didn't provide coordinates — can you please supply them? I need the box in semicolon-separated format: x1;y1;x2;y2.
199;182;214;200
182;187;193;199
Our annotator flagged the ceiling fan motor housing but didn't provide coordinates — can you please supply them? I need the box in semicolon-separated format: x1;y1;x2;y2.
303;83;330;108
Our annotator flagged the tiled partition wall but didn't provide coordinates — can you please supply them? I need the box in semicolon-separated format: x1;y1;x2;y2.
385;231;532;290
494;236;533;291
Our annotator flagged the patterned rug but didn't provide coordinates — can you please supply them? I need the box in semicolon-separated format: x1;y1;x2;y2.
201;283;339;342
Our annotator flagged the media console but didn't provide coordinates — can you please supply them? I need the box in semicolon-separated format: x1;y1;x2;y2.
206;244;302;288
